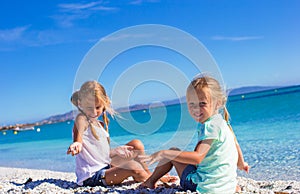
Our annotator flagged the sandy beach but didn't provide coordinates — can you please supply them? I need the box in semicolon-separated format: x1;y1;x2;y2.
0;167;299;194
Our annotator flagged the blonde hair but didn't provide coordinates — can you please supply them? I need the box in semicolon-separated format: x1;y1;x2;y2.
187;75;236;136
71;81;114;140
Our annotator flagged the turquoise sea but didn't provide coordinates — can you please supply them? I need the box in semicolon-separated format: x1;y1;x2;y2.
0;85;299;181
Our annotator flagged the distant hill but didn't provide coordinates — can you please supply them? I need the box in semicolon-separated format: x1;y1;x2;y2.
15;85;300;129
0;110;77;130
38;85;295;123
38;110;76;124
2;84;298;131
116;96;186;112
227;86;280;96
116;85;299;112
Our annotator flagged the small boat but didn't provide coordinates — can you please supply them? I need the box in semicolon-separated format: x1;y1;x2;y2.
14;126;35;131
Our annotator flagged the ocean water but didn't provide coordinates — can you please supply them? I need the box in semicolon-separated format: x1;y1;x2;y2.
0;85;299;181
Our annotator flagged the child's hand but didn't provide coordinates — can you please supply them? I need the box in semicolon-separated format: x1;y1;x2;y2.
238;162;250;173
112;146;134;159
67;142;82;156
139;151;163;165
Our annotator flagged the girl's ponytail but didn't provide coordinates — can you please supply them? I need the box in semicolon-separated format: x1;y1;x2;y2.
102;112;109;133
71;91;80;107
102;112;110;144
89;124;99;140
223;106;230;125
224;106;237;140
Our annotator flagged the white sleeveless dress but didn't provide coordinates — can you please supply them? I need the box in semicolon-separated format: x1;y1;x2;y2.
75;123;111;185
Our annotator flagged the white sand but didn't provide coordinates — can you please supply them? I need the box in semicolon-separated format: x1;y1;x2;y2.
0;167;299;194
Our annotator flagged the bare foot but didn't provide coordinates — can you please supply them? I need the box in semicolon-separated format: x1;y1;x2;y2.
160;174;178;183
236;185;242;193
139;179;156;189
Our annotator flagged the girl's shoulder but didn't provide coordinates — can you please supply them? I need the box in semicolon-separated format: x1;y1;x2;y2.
75;113;87;121
75;113;89;130
204;114;224;131
199;114;226;141
208;114;224;123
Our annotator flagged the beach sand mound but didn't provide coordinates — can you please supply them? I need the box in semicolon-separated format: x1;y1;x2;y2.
0;167;299;194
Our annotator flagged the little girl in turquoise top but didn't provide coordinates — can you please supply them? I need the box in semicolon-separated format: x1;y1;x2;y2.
141;75;249;193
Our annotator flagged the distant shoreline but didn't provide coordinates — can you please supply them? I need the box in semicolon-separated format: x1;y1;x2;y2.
1;84;299;132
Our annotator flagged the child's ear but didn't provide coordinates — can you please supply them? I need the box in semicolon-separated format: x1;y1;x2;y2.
215;100;222;109
78;100;82;108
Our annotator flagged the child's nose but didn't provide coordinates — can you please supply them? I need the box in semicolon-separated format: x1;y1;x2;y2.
92;109;98;115
194;107;201;113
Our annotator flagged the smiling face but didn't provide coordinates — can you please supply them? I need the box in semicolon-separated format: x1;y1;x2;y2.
79;94;104;121
186;87;218;123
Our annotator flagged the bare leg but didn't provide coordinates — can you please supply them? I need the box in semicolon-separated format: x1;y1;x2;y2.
105;160;150;186
126;139;150;174
142;147;187;189
172;160;189;178
141;157;174;189
111;139;151;174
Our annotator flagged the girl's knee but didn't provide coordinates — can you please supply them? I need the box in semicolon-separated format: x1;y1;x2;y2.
169;147;181;151
127;139;144;151
123;161;149;182
131;169;149;182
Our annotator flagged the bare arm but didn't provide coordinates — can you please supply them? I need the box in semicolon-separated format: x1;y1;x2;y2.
143;139;213;165
236;140;250;173
67;114;87;156
72;124;82;143
110;145;135;159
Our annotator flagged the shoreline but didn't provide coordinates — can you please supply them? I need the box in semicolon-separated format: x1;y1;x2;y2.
2;84;300;132
0;167;299;194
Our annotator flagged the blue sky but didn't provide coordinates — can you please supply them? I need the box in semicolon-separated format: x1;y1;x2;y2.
1;0;299;125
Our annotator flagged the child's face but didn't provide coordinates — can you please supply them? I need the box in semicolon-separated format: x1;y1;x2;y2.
79;95;104;121
186;87;217;123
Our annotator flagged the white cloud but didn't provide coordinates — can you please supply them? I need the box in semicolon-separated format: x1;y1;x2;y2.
129;0;160;5
59;1;102;10
58;1;118;12
0;27;96;51
211;35;264;41
91;5;118;11
51;14;90;28
0;26;29;42
52;0;159;27
54;1;118;27
101;33;153;42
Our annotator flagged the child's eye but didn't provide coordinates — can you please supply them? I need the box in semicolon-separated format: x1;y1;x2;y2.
189;102;207;109
199;102;207;107
189;103;196;109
